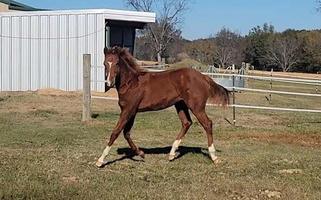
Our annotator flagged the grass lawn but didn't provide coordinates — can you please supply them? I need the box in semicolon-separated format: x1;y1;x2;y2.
0;86;321;200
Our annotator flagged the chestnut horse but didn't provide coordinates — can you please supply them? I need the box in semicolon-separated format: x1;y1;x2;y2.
96;46;230;167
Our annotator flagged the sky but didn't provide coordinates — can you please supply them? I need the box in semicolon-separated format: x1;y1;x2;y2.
17;0;321;40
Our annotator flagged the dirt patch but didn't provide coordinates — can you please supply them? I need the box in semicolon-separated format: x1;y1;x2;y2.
37;89;82;97
232;132;321;148
250;70;320;79
260;190;282;199
91;88;118;98
0;89;120;116
271;159;299;165
278;169;303;174
37;88;119;99
62;176;78;184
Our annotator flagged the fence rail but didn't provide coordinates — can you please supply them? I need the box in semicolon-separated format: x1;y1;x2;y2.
206;73;321;84
227;87;321;97
231;104;321;113
83;58;321;125
91;96;118;101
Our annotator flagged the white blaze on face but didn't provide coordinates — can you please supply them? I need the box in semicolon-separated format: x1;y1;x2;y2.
107;61;113;86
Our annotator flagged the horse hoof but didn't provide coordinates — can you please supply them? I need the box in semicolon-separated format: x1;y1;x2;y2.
138;150;145;158
213;158;220;165
169;154;175;161
95;161;103;168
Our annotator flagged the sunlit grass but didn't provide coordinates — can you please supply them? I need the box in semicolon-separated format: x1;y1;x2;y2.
0;91;320;200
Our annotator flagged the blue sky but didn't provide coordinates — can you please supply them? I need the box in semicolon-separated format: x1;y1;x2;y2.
18;0;321;40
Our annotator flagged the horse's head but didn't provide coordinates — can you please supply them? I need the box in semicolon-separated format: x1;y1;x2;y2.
103;46;121;88
103;46;143;90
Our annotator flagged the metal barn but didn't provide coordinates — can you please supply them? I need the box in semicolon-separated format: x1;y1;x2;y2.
0;9;155;92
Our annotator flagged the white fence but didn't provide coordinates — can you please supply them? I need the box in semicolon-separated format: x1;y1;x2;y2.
216;73;321;125
83;61;321;124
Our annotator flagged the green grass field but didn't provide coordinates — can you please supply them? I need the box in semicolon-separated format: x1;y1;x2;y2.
0;79;321;199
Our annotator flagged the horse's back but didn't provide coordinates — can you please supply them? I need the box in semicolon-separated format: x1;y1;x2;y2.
169;68;210;99
140;67;206;92
169;67;206;83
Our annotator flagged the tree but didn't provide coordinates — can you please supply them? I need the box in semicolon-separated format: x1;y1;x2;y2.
265;33;300;72
185;38;217;65
213;27;242;68
134;36;156;61
317;0;321;12
164;34;188;64
126;0;190;63
245;23;275;70
297;30;321;72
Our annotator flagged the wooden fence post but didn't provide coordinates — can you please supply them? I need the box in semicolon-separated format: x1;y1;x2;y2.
82;54;91;121
269;68;273;101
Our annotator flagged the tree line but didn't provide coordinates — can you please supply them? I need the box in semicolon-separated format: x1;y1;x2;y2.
126;0;321;73
136;23;321;73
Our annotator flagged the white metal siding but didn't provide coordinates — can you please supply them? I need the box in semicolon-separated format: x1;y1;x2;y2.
0;11;106;92
0;9;155;92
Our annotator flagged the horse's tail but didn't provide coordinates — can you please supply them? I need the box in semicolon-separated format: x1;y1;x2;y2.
205;75;230;107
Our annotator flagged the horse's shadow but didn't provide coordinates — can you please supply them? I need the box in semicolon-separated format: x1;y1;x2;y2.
100;146;220;167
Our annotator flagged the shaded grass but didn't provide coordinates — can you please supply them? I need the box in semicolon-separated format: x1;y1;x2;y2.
0;92;321;200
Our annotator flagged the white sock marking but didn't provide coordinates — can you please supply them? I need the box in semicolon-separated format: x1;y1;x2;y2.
169;139;181;156
208;143;217;161
98;146;111;163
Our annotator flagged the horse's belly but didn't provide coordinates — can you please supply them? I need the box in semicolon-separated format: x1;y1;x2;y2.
137;94;181;112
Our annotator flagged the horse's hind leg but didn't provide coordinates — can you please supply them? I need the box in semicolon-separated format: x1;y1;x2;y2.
190;107;219;164
123;115;144;158
169;101;192;161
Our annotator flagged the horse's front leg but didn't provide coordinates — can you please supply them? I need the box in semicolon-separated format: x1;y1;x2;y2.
96;110;135;167
123;114;145;158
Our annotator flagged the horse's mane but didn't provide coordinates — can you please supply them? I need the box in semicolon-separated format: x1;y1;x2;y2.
104;46;147;75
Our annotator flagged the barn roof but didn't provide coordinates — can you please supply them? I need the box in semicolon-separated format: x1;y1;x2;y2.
0;0;48;11
0;8;156;24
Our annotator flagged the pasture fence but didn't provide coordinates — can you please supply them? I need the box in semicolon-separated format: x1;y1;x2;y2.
82;55;321;125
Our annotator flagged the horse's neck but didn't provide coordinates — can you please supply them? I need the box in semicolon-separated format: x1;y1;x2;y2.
116;68;139;95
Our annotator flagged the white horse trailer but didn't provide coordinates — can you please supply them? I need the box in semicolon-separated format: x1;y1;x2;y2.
0;9;155;92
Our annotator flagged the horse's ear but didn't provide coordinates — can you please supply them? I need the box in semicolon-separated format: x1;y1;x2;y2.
112;46;122;55
119;47;130;57
104;47;108;55
119;48;126;56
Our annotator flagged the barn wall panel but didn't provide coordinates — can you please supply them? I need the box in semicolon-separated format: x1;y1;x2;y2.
1;17;11;91
0;11;106;92
40;15;50;89
30;15;40;91
20;16;30;91
11;16;20;91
